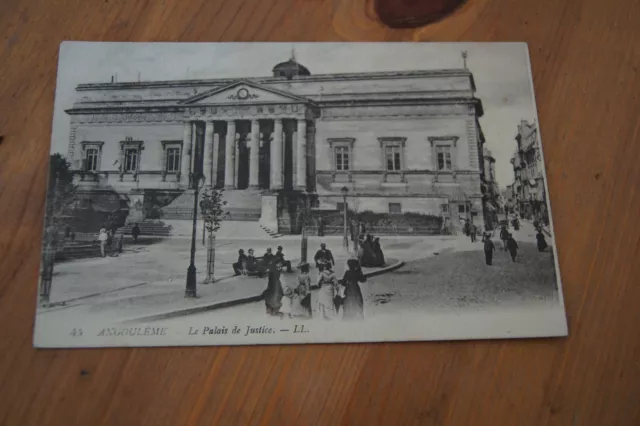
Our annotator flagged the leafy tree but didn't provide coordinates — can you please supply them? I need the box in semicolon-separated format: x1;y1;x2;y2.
45;154;77;244
199;188;228;283
200;188;228;236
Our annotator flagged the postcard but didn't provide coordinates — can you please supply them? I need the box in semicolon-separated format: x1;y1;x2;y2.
33;42;567;348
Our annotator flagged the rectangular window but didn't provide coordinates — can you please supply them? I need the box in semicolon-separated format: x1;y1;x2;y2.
385;146;402;171
166;147;181;172
85;148;99;172
436;146;452;171
441;204;449;213
124;148;139;172
335;146;350;171
458;204;466;214
389;203;402;214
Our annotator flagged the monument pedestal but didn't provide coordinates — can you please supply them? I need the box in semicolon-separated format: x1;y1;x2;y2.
259;194;279;231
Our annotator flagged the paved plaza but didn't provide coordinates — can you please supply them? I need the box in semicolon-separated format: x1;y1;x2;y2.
37;218;556;325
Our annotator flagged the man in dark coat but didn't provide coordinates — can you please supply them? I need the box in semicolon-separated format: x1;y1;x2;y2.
262;248;275;266
469;222;477;242
506;233;519;262
131;223;141;243
314;243;335;271
536;230;548;252
483;233;495;265
499;225;509;251
274;246;292;273
233;249;247;275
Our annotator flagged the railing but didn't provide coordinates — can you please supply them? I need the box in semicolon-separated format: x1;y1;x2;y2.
303;225;443;236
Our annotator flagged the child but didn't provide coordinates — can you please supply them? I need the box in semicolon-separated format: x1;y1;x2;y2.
280;286;294;319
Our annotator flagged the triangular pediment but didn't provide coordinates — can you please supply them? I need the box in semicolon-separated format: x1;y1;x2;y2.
180;80;312;105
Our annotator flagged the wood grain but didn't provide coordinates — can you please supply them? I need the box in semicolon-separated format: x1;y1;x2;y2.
1;0;639;425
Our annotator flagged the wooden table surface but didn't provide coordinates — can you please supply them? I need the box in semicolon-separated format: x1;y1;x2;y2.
1;0;639;425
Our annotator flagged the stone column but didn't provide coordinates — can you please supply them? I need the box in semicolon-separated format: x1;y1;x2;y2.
212;132;220;187
234;133;240;188
296;119;307;190
181;122;192;186
249;119;260;188
203;121;214;187
270;118;283;189
224;120;235;189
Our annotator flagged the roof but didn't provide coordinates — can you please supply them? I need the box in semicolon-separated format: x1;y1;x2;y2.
272;58;311;76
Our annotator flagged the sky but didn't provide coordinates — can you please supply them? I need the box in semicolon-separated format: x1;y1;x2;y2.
51;42;540;188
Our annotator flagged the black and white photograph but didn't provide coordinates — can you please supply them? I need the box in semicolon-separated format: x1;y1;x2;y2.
34;42;567;348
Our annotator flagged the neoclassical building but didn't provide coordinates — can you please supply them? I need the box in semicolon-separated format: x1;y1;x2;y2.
65;54;487;233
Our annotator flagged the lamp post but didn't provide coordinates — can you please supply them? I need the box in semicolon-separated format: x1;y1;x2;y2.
185;172;206;298
341;186;349;250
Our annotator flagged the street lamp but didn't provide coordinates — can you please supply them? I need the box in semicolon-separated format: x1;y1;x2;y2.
185;172;206;298
341;186;349;250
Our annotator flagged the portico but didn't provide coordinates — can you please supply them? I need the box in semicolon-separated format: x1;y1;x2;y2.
179;114;310;192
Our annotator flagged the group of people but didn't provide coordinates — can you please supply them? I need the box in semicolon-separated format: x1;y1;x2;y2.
482;223;549;266
463;220;479;242
262;254;367;321
97;223;140;258
356;233;386;267
232;246;293;277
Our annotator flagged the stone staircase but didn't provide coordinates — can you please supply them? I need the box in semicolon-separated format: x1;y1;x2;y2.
260;224;282;239
160;188;262;221
120;221;172;237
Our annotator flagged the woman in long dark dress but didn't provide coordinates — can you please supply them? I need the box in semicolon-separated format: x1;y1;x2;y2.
263;261;284;316
536;229;548;252
373;237;385;266
341;259;366;320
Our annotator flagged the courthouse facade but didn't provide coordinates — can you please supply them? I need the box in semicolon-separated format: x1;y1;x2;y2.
65;55;487;233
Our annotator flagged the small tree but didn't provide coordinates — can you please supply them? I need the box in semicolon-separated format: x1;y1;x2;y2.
200;187;227;283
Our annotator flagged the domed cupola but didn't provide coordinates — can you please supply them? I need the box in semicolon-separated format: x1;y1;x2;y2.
272;48;311;80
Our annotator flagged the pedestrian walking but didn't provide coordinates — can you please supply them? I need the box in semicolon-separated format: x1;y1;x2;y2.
483;233;495;265
469;222;477;242
315;266;339;320
131;223;140;243
106;229;114;249
263;261;284;316
536;229;548;252
341;259;366;320
499;225;509;251
117;233;124;253
314;243;335;272
98;228;108;257
507;233;519;262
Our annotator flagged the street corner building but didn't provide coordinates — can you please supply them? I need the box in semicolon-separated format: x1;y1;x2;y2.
64;54;491;235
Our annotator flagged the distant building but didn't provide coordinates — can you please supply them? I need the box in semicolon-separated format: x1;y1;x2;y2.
481;147;501;229
509;120;547;222
65;53;487;234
